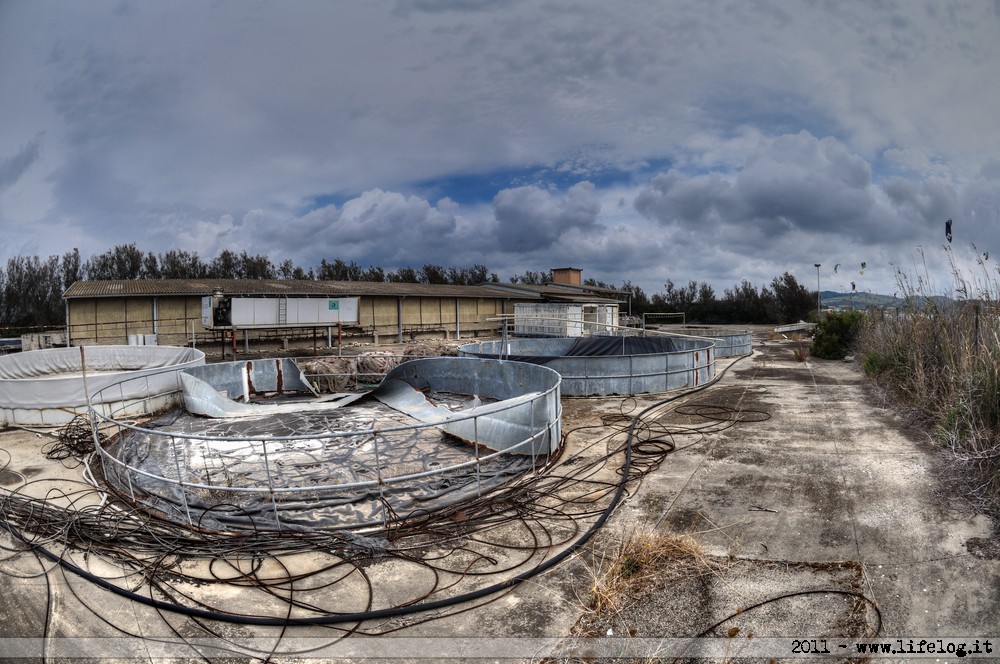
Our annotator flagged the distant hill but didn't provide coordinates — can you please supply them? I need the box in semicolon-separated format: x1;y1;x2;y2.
820;290;956;310
820;290;900;310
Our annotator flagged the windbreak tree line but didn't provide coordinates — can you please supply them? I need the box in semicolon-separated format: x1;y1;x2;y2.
1;243;816;328
587;273;815;324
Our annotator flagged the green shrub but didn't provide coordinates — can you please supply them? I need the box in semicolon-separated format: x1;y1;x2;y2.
811;310;865;360
861;351;887;376
860;345;910;380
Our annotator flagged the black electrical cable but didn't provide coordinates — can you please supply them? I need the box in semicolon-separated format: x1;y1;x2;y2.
2;362;744;628
695;589;883;638
662;588;883;663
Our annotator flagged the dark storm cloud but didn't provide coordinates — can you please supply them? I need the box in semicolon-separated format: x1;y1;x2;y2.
634;171;737;232
225;183;605;275
635;132;933;252
0;133;44;190
45;48;179;147
39;45;183;237
881;177;959;231
397;0;500;14
733;133;875;235
958;165;1000;249
492;183;601;253
227;189;468;269
325;191;463;267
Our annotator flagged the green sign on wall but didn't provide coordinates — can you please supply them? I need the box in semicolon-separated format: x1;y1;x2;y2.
328;300;339;310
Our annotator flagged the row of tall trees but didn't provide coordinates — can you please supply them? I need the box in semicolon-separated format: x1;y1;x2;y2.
0;255;67;328
583;273;815;324
0;244;816;329
71;244;508;286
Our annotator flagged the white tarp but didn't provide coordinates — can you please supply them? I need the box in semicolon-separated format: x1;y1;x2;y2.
0;345;205;426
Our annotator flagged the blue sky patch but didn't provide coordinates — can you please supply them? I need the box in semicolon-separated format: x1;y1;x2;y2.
410;158;675;205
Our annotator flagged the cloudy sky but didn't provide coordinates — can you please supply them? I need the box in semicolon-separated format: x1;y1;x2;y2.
2;0;999;297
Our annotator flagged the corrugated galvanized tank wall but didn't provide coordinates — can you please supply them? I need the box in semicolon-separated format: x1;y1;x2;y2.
458;335;717;397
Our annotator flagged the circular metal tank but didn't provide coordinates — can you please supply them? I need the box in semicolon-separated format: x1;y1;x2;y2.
673;329;753;357
459;334;717;396
0;345;205;426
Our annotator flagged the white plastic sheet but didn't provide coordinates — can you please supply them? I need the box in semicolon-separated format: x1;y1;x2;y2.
0;345;205;426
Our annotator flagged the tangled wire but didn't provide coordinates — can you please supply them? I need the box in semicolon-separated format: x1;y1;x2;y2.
41;415;102;463
0;379;794;661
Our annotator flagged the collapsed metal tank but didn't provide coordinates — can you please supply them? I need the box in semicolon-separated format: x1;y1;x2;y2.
93;356;562;532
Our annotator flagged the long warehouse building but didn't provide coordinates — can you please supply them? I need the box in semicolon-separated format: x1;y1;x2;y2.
62;277;623;348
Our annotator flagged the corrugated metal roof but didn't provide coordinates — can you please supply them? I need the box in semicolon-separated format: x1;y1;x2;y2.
482;282;624;304
544;281;629;296
63;279;544;300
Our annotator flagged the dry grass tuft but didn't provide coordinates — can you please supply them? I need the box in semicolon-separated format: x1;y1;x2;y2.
585;527;721;616
792;342;810;362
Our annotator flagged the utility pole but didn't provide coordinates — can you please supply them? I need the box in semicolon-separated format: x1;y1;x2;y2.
814;263;821;318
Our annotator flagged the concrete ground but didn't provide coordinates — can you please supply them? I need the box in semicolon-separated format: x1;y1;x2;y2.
0;335;997;663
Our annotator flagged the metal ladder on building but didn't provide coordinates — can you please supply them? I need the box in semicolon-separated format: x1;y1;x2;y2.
278;297;287;325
